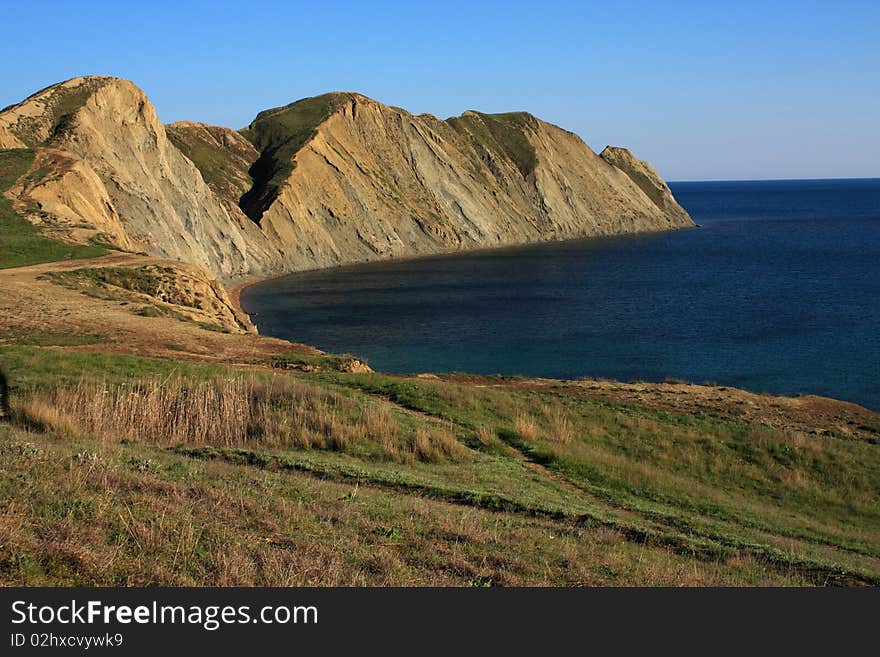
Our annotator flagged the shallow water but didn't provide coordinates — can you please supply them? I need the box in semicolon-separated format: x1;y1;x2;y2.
242;178;880;409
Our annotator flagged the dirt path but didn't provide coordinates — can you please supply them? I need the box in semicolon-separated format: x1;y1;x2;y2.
0;253;317;363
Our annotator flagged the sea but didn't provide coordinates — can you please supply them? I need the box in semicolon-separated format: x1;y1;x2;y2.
241;179;880;410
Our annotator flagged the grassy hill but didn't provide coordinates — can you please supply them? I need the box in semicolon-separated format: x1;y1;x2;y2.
1;338;878;586
447;111;539;178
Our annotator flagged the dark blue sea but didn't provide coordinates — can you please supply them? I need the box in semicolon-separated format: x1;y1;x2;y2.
242;179;880;409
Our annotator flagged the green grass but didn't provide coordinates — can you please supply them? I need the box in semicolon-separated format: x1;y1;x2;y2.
0;423;806;585
2;347;878;585
313;371;880;581
166;125;255;201
3;77;107;147
600;147;670;209
626;168;666;208
167;132;236;192
0;149;107;269
0;329;106;347
0;346;239;392
270;352;371;372
610;158;665;207
42;85;97;139
47;265;176;298
238;93;354;221
448;111;538;177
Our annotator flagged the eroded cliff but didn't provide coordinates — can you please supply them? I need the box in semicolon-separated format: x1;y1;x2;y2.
1;77;693;281
1;77;274;280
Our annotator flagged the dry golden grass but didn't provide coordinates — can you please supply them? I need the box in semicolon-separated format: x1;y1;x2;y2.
15;376;355;450
514;412;539;442
407;426;468;464
541;403;574;444
359;404;400;460
18;376;300;448
18;399;83;441
14;376;470;464
475;425;497;447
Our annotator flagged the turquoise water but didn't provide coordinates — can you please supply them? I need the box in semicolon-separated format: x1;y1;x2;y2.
242;179;880;409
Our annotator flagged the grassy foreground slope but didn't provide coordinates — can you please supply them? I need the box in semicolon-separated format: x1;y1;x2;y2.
0;349;806;586
1;336;878;585
1;246;878;586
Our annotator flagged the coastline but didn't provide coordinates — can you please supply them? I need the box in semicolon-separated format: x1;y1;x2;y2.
225;205;879;411
3;238;879;588
226;272;285;319
224;223;699;318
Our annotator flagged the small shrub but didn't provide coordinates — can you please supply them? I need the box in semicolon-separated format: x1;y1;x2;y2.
134;305;164;318
475;425;496;447
410;427;441;463
360;405;399;442
72;450;100;465
547;411;574;445
407;426;468;463
514;412;540;442
325;427;353;452
1;440;46;461
127;457;160;473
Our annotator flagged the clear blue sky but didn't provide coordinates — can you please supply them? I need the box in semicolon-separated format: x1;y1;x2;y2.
2;0;878;180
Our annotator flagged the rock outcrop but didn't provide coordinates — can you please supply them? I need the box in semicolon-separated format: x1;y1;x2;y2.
1;77;693;282
48;262;257;334
599;146;689;221
1;77;274;280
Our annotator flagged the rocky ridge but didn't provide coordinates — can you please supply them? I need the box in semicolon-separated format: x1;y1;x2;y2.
1;77;693;282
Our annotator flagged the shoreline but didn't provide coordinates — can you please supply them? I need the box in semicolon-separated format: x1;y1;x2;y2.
224;223;699;317
222;221;879;413
226;272;289;318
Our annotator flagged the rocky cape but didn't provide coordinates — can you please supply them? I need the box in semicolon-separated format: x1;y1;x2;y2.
1;76;693;283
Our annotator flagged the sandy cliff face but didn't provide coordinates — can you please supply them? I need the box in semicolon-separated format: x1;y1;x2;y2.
599;145;690;221
1;77;274;280
1;77;692;281
235;94;693;271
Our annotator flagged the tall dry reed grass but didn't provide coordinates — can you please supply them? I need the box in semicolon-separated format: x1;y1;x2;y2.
17;376;469;463
541;403;574;444
514;412;540;442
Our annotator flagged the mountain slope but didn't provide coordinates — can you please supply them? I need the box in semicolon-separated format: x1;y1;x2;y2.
165;121;259;213
599;145;686;216
1;77;693;280
234;92;692;271
1;77;274;280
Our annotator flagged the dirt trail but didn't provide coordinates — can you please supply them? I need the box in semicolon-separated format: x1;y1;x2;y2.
0;253;317;363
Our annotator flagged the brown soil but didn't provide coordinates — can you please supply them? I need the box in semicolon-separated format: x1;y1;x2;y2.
0;253;318;364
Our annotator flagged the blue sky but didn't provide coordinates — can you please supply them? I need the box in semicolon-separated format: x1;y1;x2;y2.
2;0;877;180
